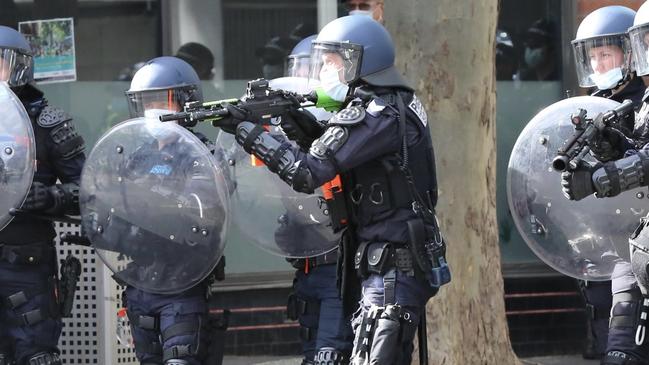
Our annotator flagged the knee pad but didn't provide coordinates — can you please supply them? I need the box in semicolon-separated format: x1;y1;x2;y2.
352;304;415;365
602;350;646;365
314;347;348;365
26;352;61;365
164;359;190;365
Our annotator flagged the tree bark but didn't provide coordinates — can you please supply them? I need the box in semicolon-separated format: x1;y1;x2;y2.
385;1;520;364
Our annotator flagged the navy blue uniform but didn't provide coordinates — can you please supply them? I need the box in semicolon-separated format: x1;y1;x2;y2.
234;87;442;364
0;85;84;365
582;76;648;362
117;135;221;365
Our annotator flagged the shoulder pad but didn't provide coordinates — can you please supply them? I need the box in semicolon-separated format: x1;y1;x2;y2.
642;88;649;103
328;106;366;126
408;94;428;126
37;106;72;128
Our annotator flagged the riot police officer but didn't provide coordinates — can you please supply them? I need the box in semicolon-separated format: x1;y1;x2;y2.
0;26;85;365
221;16;446;364
573;6;644;108
281;35;355;365
570;6;644;360
120;56;219;365
562;5;649;364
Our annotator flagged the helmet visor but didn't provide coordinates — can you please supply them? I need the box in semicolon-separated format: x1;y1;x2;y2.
308;41;363;86
287;55;311;78
571;35;631;88
629;24;649;76
0;48;32;87
125;86;198;119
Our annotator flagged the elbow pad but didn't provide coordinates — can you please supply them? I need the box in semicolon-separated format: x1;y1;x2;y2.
235;122;316;193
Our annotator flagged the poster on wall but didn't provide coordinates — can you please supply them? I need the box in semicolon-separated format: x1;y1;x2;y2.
18;18;76;84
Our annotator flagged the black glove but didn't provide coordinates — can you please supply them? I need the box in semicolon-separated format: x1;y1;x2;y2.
589;128;628;162
213;103;250;135
560;162;599;201
280;109;325;149
23;181;54;211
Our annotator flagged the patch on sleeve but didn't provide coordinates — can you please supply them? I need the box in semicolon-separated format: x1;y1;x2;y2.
408;94;428;126
329;106;366;126
366;98;387;117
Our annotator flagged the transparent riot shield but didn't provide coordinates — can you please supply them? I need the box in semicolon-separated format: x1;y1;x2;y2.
80;118;230;294
215;76;340;258
507;96;646;281
0;82;35;230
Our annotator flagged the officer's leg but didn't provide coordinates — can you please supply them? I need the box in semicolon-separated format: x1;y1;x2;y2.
157;287;208;365
0;303;14;365
602;262;649;365
0;245;62;365
312;265;353;365
351;270;435;365
289;268;320;364
580;280;611;359
125;286;164;365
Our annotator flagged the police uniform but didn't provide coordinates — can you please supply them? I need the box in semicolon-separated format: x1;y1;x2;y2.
0;84;84;365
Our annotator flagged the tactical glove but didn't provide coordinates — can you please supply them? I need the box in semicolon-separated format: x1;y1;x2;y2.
560;162;599;201
22;181;54;211
214;103;250;135
280;109;325;150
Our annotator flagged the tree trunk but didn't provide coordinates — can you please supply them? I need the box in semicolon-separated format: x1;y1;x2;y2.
385;1;520;364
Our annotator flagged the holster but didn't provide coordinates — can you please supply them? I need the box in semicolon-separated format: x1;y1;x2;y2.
337;229;361;317
58;254;81;317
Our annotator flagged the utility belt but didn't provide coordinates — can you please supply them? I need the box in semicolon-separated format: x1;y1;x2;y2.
288;251;338;272
354;218;451;290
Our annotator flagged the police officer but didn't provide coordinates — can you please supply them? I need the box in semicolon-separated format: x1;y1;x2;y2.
0;26;85;365
570;6;646;361
340;0;384;24
221;16;445;364
120;56;220;365
281;35;355;365
562;6;649;364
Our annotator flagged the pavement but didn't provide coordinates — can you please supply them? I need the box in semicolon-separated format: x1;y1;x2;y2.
222;355;600;364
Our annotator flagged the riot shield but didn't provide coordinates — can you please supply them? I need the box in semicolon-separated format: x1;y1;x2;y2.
507;96;646;281
0;82;35;230
80;118;230;294
216;76;340;258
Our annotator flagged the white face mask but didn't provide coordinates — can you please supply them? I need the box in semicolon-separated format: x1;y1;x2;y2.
590;67;623;90
144;108;176;120
349;9;373;17
320;67;349;102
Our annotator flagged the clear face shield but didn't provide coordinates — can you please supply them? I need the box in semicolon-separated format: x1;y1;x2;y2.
572;35;632;89
308;42;363;102
0;48;33;87
286;54;311;78
125;86;198;119
629;24;649;77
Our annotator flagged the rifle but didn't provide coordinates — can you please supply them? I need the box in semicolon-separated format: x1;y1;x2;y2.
159;78;317;127
552;99;634;172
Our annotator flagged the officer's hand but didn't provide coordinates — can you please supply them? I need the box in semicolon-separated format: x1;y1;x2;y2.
280;109;325;149
590;128;627;162
22;182;54;211
214;103;250;135
560;162;598;201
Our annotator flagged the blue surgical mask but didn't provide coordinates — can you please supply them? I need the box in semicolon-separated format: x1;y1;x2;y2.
320;68;349;102
590;67;623;90
349;9;373;17
524;47;546;68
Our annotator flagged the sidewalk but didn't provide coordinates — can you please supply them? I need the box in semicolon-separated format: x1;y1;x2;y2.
222;355;599;365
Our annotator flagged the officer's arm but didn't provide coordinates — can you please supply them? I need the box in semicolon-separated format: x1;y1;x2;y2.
41;107;86;216
591;147;649;197
235;102;405;194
